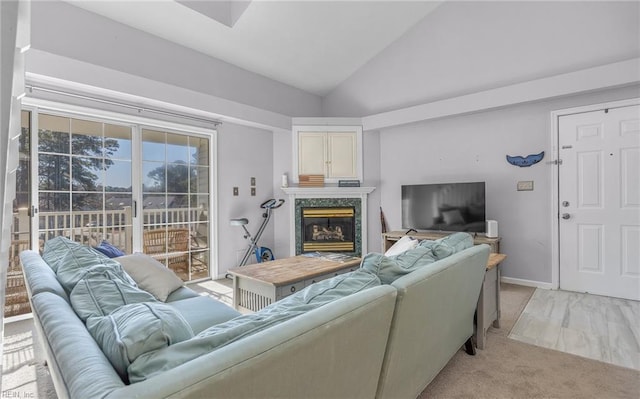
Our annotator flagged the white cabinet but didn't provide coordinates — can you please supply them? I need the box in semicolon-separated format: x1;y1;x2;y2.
294;125;362;183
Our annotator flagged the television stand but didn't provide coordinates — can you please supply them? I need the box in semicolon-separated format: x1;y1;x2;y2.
381;230;500;253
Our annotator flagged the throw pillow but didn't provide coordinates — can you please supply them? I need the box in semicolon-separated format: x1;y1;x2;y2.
436;232;473;253
42;236;82;272
56;245;135;293
114;253;184;302
93;240;126;258
127;269;380;382
70;269;158;322
86;302;194;382
384;235;418;257
361;247;438;284
418;239;454;260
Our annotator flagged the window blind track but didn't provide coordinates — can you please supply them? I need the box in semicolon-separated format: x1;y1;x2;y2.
24;84;222;127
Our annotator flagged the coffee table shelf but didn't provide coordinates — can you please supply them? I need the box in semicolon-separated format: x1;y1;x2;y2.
228;255;361;312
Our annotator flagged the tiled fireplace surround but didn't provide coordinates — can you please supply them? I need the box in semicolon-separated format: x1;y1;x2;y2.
281;186;375;257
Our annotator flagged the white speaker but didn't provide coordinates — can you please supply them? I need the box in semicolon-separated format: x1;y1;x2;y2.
486;220;498;238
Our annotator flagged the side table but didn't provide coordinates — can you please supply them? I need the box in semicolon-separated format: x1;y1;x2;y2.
476;253;507;350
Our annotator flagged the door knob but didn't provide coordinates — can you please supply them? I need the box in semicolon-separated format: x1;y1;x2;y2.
562;213;571;220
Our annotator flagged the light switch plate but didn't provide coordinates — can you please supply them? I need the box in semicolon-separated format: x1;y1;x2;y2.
251;177;256;186
517;181;534;191
233;187;239;196
251;187;256;196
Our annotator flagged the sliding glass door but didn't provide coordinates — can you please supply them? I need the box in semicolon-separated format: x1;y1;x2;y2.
37;113;134;252
21;106;214;283
141;128;210;280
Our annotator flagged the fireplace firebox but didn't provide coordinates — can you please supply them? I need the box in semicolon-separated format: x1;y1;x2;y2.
301;207;355;252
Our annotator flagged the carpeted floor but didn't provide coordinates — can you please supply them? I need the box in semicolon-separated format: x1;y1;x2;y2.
3;283;639;398
420;284;640;398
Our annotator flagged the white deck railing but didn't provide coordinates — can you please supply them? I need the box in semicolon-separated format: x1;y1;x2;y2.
10;207;205;265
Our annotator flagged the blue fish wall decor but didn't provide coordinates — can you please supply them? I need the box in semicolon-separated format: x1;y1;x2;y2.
506;151;544;167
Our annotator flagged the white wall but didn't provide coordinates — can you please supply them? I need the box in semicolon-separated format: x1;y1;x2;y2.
323;1;640;117
30;0;322;119
377;85;640;286
216;122;274;276
271;130;293;259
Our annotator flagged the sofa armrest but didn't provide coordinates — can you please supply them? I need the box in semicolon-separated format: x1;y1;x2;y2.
104;285;397;399
378;244;490;399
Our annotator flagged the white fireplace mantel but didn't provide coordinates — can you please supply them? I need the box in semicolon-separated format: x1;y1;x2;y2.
281;186;375;197
281;185;375;256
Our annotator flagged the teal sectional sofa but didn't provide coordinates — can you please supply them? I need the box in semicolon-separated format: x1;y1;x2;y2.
21;233;489;399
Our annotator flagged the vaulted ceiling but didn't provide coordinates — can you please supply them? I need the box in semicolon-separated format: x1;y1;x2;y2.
64;0;442;96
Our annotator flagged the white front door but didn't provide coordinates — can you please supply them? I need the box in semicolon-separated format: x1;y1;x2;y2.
558;104;640;300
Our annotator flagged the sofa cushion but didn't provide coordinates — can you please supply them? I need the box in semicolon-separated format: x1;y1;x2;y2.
93;240;125;258
166;295;241;334
20;250;70;302
127;269;380;382
384;235;419;257
418;239;454;260
115;253;184;301
43;236;82;272
436;232;474;254
56;245;135;293
361;247;438;284
86;302;194;382
70;269;158;322
164;286;200;303
31;292;126;398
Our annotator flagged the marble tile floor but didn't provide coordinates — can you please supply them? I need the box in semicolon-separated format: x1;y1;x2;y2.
509;288;640;371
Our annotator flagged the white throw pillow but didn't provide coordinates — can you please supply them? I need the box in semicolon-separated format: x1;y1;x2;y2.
115;253;184;301
384;235;419;257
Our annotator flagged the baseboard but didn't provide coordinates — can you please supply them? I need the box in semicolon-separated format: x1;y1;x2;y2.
501;276;554;290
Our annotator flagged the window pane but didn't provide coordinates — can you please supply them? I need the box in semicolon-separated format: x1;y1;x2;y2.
105;160;132;191
39;192;69;212
104;123;131;159
72;157;103;191
167;133;189;163
166;164;189;193
189;136;209;166
143;161;165;192
39;114;69;154
142;194;166;227
191;166;209;194
72;193;103;212
39;154;70;190
71;118;102;155
142;129;165;162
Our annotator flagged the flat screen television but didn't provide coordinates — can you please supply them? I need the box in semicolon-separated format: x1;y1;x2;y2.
401;182;486;233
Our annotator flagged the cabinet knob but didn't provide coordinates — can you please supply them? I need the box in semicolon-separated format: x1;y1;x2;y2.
290;286;296;293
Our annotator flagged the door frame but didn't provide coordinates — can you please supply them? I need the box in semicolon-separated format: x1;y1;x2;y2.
549;97;640;291
21;97;219;279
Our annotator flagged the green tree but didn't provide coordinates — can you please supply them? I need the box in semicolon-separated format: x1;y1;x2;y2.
38;129;119;212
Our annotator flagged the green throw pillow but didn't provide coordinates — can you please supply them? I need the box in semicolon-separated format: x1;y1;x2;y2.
127;269;380;382
70;269;158;322
87;302;193;383
436;232;473;253
361;247;438;284
56;245;135;293
43;236;82;272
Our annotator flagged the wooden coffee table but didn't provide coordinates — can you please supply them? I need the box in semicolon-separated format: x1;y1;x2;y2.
228;255;361;312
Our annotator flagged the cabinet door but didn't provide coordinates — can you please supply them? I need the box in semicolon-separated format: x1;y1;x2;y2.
327;132;357;178
298;132;326;175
